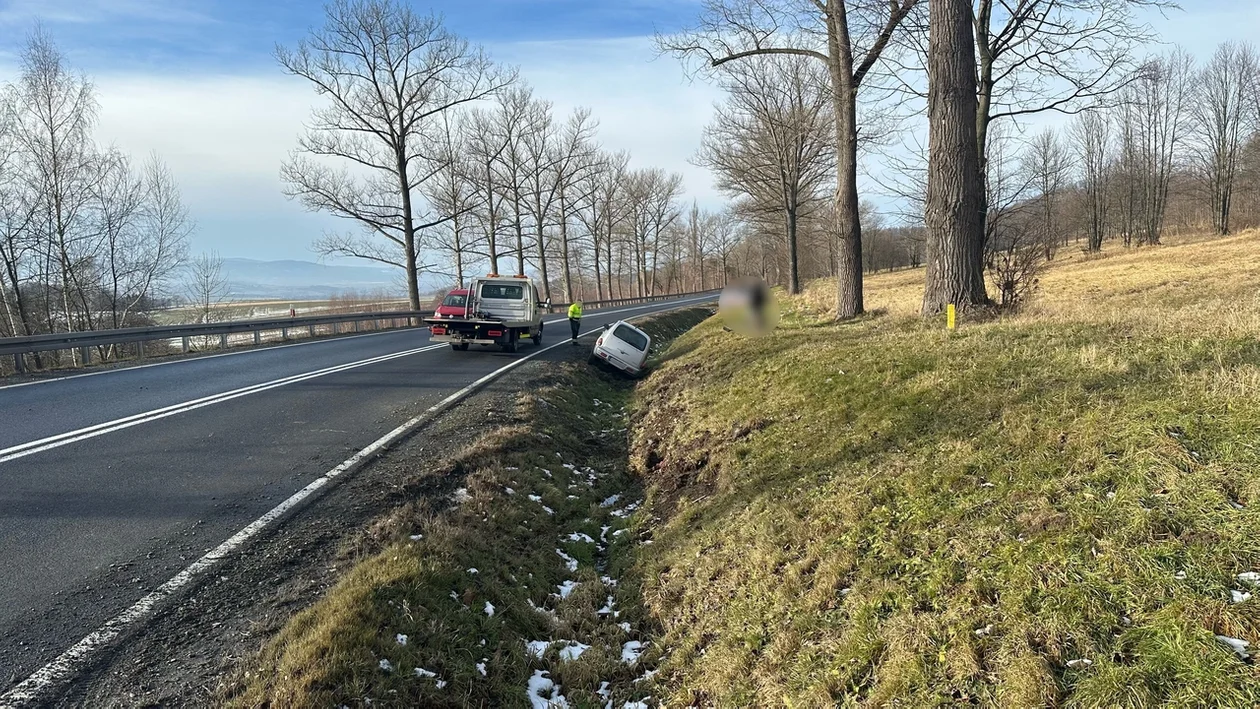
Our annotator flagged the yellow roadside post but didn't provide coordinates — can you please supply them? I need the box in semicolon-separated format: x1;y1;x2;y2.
947;303;956;331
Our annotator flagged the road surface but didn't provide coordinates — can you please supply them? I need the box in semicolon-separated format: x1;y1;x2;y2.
0;294;714;700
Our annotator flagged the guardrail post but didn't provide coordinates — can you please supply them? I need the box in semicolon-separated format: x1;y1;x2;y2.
254;330;261;345
308;324;315;338
333;322;340;335
181;336;189;354
353;320;360;333
281;327;288;341
14;353;24;374
136;341;145;361
80;346;90;366
219;333;228;349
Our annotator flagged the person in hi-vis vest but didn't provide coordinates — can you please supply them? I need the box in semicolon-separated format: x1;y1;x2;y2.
568;301;583;343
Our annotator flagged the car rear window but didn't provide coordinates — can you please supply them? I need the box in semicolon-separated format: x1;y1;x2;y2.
612;324;648;351
442;294;467;307
480;283;524;300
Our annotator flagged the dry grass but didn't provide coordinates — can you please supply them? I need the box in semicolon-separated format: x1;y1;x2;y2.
629;231;1260;707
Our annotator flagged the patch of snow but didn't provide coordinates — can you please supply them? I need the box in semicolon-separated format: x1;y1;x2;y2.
414;668;436;678
596;682;611;699
568;495;579;500
1105;491;1116;500
556;549;579;572
635;669;658;683
600;495;621;508
563;463;577;470
1238;572;1260;586
452;488;470;504
1232;590;1252;604
526;640;552;658
506;466;519;471
409;534;423;541
449;591;460;602
623;701;649;709
598;596;617;615
477;661;488;677
529;495;543;502
557;580;580;599
557;641;590;662
1175;570;1187;580
979;482;995;488
1066;658;1093;669
485;601;496;616
435;679;448;689
622;641;646;664
395;634;408;646
543;505;555;515
601;576;619;587
1216;635;1251;660
527;670;568;709
468;568;479;574
506;487;516;495
379;659;393;672
612;529;629;538
618;622;632;633
567;532;596;544
1230;500;1245;510
974;625;992;637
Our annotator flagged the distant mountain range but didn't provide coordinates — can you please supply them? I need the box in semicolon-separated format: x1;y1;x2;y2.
221;258;440;300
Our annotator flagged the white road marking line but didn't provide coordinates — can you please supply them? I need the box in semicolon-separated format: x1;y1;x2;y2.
0;344;445;464
0;297;716;707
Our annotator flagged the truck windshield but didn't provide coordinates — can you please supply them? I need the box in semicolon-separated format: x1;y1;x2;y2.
612;324;648;351
480;284;525;300
442;294;467;307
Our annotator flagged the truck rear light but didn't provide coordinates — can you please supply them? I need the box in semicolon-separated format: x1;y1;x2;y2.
488;330;503;337
431;326;446;335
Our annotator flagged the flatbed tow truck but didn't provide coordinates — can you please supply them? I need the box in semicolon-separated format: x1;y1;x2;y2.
423;274;548;353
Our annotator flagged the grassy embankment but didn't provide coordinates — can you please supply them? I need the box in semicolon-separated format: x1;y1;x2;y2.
223;309;711;708
629;231;1260;706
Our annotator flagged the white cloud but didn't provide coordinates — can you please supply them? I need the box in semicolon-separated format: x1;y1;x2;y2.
86;36;722;260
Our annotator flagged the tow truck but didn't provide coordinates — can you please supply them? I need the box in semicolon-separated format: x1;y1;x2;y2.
424;274;548;353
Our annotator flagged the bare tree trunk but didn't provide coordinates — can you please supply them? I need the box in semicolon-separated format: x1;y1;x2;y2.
922;0;987;314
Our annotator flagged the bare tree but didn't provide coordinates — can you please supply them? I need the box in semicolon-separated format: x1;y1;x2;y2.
1192;41;1258;235
922;0;987;314
1121;49;1196;245
696;54;833;294
1071;111;1111;251
574;151;628;300
185;251;229;326
1023;127;1071;258
661;0;920;318
424;113;485;286
277;0;513;309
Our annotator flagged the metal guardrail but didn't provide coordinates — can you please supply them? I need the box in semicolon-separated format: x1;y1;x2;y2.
0;289;718;375
0;310;427;374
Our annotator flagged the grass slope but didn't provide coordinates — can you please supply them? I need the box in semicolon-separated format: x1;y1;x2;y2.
631;232;1260;707
223;308;711;708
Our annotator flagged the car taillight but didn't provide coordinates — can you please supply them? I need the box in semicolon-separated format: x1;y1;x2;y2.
596;337;603;346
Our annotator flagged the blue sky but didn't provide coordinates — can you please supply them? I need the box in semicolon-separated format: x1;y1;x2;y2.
0;0;1252;264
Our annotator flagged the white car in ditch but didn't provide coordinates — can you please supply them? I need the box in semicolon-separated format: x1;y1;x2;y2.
589;321;651;376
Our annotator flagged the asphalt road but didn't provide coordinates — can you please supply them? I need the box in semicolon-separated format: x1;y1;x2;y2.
0;294;714;697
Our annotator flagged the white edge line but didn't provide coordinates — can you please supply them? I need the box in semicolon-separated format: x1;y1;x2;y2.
0;296;715;708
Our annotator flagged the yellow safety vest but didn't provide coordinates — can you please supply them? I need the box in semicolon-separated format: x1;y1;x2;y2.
568;303;583;319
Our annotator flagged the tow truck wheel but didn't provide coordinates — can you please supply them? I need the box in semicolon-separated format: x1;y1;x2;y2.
502;333;517;353
532;328;542;346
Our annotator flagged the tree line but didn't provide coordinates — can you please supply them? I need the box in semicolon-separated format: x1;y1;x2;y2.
0;31;195;357
281;0;746;310
660;0;1226;317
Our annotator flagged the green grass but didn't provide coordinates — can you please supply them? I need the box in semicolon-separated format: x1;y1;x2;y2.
630;300;1260;707
222;308;711;708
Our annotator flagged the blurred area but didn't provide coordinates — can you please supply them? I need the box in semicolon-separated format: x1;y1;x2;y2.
719;277;779;336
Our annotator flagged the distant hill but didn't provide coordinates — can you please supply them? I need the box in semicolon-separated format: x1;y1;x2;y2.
220;258;438;300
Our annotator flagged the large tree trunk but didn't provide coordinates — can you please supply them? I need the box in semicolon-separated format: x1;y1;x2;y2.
827;4;862;319
921;0;987;315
